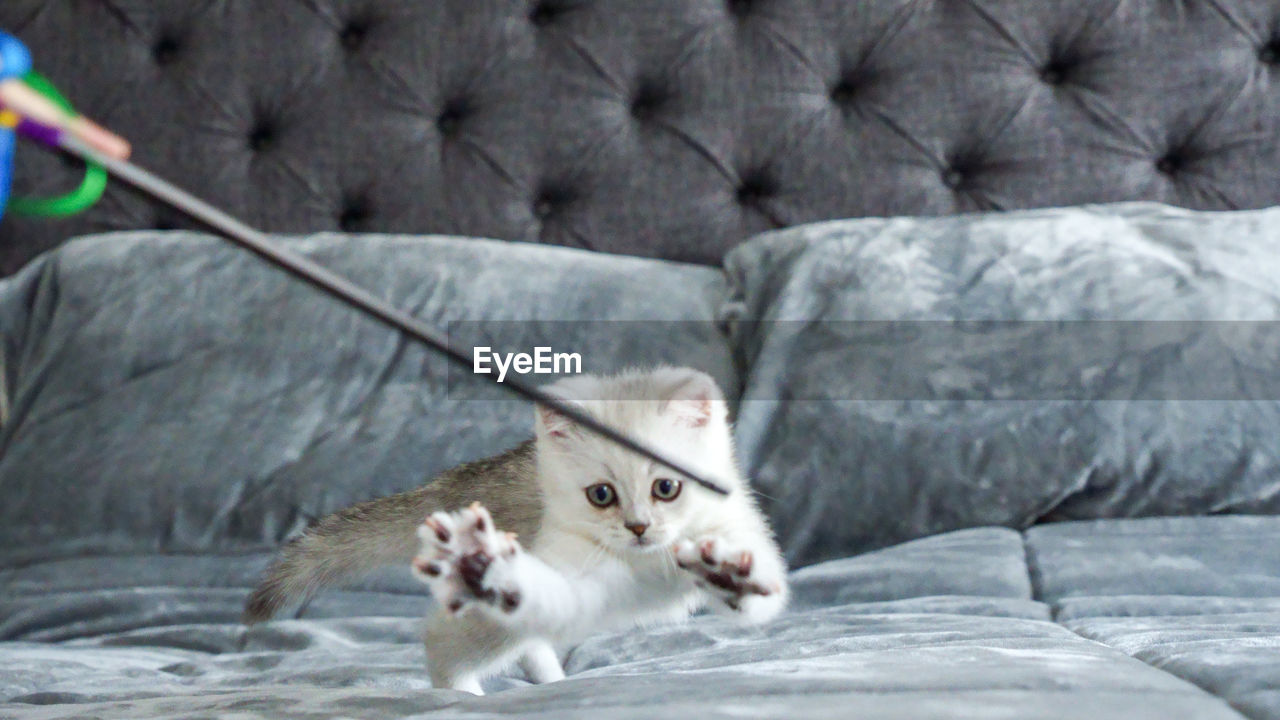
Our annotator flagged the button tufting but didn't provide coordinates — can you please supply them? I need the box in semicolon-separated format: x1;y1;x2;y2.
339;201;370;231
437;114;459;135
830;79;858;105
1155;154;1183;175
1039;61;1067;85
152;36;181;65
1260;40;1280;64
533;186;578;220
340;21;369;51
529;3;561;26
248;123;276;152
736;171;777;204
3;0;1278;271
436;100;470;136
630;82;668;121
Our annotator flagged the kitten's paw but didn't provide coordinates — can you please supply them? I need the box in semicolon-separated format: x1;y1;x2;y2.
674;537;784;615
412;502;524;616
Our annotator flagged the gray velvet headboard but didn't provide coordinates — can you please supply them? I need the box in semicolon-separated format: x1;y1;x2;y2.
1;0;1277;274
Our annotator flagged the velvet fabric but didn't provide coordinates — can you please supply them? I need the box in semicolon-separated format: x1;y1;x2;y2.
5;519;1273;719
726;203;1280;567
4;1;1280;271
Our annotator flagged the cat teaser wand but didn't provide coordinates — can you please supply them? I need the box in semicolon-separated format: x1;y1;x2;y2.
3;100;731;497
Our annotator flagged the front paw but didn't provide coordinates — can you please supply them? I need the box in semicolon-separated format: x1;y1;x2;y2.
674;538;784;615
412;502;523;615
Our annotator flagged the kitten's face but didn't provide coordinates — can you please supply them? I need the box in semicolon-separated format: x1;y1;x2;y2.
570;457;695;553
534;368;737;555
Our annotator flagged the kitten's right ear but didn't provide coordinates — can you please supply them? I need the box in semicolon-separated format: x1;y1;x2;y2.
536;400;578;440
535;380;586;441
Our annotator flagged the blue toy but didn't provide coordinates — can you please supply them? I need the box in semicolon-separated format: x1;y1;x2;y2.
0;30;32;220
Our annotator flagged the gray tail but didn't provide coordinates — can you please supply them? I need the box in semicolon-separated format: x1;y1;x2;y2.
243;484;438;623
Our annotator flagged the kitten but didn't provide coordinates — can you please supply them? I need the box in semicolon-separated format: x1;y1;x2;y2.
244;367;788;694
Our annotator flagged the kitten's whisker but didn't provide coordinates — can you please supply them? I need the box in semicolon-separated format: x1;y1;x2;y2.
577;542;610;571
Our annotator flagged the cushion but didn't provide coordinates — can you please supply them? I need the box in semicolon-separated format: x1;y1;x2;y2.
3;522;1248;719
0;231;734;570
724;202;1280;567
1028;516;1280;720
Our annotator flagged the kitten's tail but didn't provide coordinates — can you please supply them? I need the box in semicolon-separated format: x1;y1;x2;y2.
242;484;438;623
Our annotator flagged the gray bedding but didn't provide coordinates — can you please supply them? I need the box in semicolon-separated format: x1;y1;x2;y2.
3;517;1275;720
1;213;1277;718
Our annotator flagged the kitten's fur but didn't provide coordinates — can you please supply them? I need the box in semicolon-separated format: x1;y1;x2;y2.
244;367;788;694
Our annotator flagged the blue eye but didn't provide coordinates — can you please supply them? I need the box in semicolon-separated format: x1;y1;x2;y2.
651;478;682;501
585;483;617;508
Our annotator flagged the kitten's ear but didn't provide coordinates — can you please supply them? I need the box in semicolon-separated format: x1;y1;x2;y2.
661;368;726;428
536;400;578;440
535;378;589;441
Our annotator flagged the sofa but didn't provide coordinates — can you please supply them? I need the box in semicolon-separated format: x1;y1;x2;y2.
1;2;1278;719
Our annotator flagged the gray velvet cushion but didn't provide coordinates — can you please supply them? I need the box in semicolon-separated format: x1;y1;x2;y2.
5;1;1280;273
3;522;1251;719
1027;516;1280;720
0;231;733;567
725;203;1280;567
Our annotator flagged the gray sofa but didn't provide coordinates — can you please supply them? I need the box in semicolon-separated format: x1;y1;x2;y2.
1;2;1279;720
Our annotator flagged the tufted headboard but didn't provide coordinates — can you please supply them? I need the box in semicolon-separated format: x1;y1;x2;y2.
1;0;1278;274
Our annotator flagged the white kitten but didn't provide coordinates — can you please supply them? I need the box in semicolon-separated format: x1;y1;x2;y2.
411;368;787;693
244;367;788;695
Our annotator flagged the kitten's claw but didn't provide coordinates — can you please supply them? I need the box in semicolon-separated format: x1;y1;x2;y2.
674;537;781;611
412;502;523;617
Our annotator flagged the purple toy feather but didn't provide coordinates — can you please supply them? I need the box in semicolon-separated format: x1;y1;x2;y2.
14;115;61;148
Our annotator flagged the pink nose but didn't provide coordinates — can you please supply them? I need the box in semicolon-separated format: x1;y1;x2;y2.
625;522;648;538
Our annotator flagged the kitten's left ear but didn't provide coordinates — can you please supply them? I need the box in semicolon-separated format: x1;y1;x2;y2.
661;368;727;428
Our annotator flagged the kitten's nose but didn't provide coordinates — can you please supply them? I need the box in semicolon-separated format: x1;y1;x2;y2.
625;522;648;538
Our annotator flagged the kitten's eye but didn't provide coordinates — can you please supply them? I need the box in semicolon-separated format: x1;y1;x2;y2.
651;478;682;501
585;482;617;508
